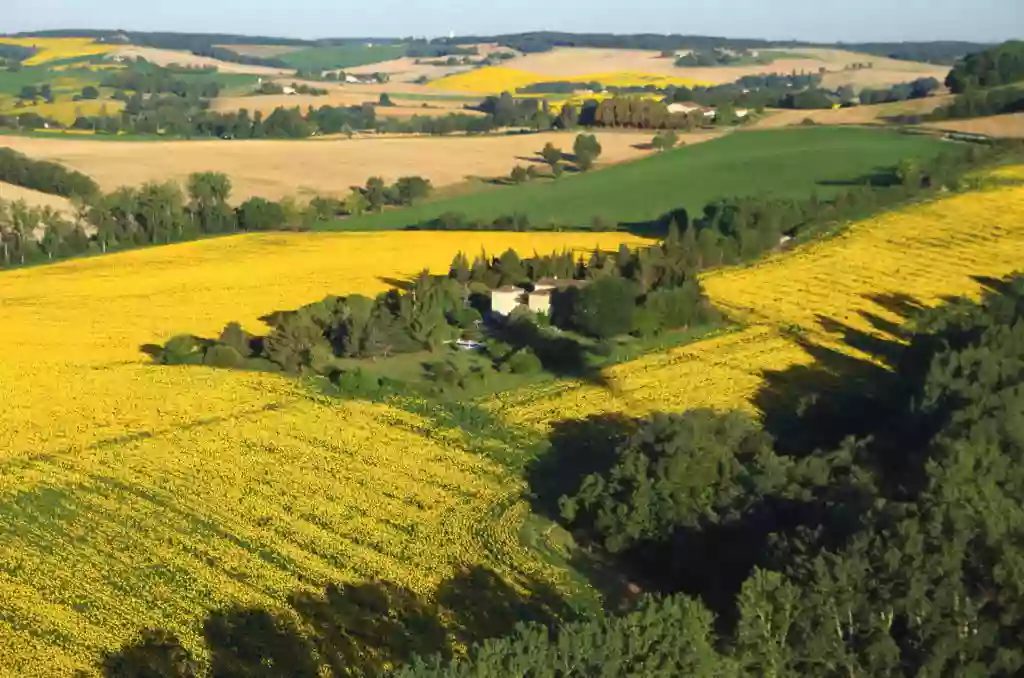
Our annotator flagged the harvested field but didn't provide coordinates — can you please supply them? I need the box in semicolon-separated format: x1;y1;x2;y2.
922;113;1024;138
0;131;655;201
752;95;954;128
112;46;292;76
214;44;305;58
0;182;73;215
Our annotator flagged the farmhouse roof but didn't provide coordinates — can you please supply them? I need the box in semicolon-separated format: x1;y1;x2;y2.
494;285;523;293
535;277;589;288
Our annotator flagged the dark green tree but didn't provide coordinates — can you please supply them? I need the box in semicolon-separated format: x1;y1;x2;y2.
572;133;602;171
365;177;387;212
568;276;637;339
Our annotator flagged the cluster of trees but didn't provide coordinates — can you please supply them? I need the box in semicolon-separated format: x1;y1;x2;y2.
405;41;478;59
675;47;773;67
928;85;1024;122
456;236;717;341
100;62;223;99
665;73;822;111
156;272;478;376
858;76;942;104
587;97;709;128
0;44;35;63
307;175;433;217
16;83;54;103
294;69;390;83
946;39;1024;92
256;81;328;96
374;112;498;136
0;200;91;266
0;148;99;198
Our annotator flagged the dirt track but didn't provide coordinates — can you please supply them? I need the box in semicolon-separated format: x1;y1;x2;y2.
922;113;1024;139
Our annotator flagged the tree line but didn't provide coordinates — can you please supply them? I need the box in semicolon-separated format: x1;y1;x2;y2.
926;85;1024;122
0;170;432;269
0;148;99;198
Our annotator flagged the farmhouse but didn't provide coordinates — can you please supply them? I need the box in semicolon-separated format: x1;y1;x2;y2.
491;285;525;316
490;277;591;318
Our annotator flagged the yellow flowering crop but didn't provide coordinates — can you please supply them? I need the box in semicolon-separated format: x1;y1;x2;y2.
0;230;647;676
0;37;115;66
429;66;707;94
0;99;125;125
488;173;1024;428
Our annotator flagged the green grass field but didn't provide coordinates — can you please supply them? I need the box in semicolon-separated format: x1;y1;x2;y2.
280;44;407;71
324;127;954;232
0;66;94;95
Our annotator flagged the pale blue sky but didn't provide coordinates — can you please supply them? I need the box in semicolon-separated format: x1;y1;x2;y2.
3;0;1021;42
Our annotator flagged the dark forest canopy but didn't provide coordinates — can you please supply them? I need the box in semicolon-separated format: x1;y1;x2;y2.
946;40;1024;92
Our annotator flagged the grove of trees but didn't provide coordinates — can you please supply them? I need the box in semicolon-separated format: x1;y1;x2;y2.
946;39;1024;92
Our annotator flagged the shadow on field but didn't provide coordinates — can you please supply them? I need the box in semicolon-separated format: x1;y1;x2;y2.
816;165;900;187
100;566;575;678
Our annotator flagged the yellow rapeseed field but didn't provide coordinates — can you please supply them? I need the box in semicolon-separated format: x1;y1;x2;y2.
0;37;116;66
429;66;707;94
0;230;648;676
486;174;1024;428
1;98;125;125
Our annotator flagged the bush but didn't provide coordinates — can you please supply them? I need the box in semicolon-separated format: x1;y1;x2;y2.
203;344;244;368
631;307;663;337
236;197;286;231
334;369;387;397
307;196;344;222
448;307;482;329
161;335;204;365
507;349;543;375
218;322;253;357
570;277;638;339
